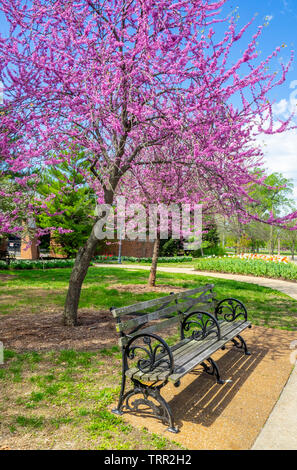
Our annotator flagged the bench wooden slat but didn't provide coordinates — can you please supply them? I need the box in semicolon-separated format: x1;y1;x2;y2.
118;302;215;346
170;321;247;372
119;316;180;346
169;320;249;379
168;320;245;367
126;321;250;383
168;321;251;383
126;320;245;380
111;284;214;317
116;293;214;332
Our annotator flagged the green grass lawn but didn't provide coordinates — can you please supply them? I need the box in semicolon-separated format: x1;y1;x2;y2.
1;266;297;330
0;347;184;450
1;266;297;449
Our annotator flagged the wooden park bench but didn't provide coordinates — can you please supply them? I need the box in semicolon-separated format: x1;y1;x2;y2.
111;284;252;433
0;249;15;266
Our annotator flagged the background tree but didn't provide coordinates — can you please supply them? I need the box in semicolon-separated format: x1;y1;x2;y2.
281;222;297;260
248;172;295;254
219;172;296;254
37;158;96;258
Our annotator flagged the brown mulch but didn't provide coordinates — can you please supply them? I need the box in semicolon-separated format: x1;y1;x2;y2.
0;274;16;281
0;309;117;352
110;283;186;294
0;283;184;353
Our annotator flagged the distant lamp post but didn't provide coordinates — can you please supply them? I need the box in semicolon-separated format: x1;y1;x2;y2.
118;226;122;264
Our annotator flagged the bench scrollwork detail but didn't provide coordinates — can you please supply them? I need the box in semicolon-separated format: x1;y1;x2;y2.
125;333;174;376
181;311;221;341
215;298;248;322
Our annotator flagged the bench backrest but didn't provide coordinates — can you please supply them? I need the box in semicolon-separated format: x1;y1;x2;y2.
111;284;215;347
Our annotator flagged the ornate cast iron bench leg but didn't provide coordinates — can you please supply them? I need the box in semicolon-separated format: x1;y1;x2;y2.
112;333;178;433
113;379;178;433
231;334;251;356
112;372;127;416
201;357;225;385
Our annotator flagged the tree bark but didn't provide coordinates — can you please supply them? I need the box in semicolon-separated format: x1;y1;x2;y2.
291;241;295;261
63;188;115;326
269;225;274;255
148;234;160;287
63;226;99;326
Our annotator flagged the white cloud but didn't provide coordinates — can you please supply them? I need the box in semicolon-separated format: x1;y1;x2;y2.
272;98;289;115
258;80;297;204
271;83;297;119
290;80;297;89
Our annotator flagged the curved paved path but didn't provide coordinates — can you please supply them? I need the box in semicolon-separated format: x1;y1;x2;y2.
96;263;297;450
97;263;297;300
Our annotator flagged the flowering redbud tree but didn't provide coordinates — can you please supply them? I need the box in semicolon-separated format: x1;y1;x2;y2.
121;143;234;287
0;0;296;325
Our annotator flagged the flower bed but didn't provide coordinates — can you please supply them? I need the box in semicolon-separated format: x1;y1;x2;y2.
235;253;289;264
195;256;297;281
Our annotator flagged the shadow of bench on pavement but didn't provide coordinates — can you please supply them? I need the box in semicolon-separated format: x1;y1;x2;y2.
168;346;268;429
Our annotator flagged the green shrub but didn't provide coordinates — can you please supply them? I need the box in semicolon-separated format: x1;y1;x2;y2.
0;259;75;271
0;260;9;270
191;245;226;258
159;238;181;257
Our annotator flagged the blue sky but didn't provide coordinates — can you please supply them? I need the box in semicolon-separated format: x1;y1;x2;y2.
223;0;297;203
0;0;297;202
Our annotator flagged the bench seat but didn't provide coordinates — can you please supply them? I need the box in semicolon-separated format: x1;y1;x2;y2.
126;319;251;384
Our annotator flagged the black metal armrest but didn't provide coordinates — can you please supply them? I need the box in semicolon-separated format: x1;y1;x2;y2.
215;298;248;322
181;310;221;341
124;333;174;375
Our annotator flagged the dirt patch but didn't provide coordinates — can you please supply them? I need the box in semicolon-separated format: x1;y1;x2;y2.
0;283;184;352
109;283;187;294
0;309;117;352
0;274;16;282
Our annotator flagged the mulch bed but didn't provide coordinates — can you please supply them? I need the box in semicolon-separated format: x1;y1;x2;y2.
0;283;185;352
0;310;117;352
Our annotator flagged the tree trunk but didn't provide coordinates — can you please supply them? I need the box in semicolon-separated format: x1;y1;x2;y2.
148;234;160;287
63;188;115;326
63;227;99;325
291;241;295;261
277;237;281;256
270;225;274;255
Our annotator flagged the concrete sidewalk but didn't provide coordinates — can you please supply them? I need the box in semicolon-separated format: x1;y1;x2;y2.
96;263;297;450
252;362;297;450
